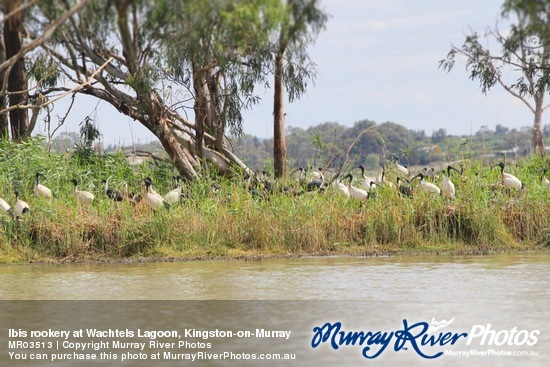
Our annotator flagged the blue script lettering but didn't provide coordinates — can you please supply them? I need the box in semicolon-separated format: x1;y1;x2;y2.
311;322;392;358
311;319;468;360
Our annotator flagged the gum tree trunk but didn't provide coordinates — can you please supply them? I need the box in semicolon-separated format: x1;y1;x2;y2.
3;0;29;140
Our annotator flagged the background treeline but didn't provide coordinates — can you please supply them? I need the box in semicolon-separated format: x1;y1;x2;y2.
52;118;550;173
230;120;550;171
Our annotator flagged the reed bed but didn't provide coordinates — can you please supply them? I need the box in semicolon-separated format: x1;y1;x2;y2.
0;137;548;263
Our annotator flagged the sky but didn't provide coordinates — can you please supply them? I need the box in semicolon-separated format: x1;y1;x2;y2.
36;0;540;146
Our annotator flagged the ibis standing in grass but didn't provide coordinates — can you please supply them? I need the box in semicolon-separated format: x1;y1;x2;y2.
331;173;350;197
393;155;409;177
541;168;549;187
397;177;413;198
34;172;52;199
13;189;30;217
306;168;324;192
102;178;124;202
441;165;461;200
411;172;441;195
0;197;15;218
71;179;95;206
143;177;169;212
342;173;369;201
492;162;524;190
358;164;377;191
164;175;184;205
378;169;395;188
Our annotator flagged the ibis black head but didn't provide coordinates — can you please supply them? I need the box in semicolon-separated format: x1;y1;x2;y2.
411;172;425;182
35;172;45;184
101;179;107;184
343;173;354;182
71;178;78;186
14;189;19;198
447;165;460;176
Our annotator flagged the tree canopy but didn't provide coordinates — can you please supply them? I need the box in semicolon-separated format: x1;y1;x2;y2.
0;0;327;181
440;0;550;156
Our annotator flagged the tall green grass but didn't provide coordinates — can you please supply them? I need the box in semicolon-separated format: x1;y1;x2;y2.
0;136;548;263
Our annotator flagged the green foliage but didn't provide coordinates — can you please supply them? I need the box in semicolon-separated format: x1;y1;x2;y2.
0;137;548;263
279;0;329;102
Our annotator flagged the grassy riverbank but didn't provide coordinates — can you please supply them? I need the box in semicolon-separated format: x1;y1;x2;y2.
0;138;549;264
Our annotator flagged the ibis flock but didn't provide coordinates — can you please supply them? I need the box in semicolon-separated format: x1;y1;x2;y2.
0;160;548;220
264;159;547;203
1;173;188;220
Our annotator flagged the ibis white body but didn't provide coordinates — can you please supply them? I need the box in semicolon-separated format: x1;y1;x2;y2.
72;179;95;206
0;198;14;218
441;165;460;200
13;190;30;216
34;172;52;199
412;173;441;195
493;162;524;190
503;174;523;190
358;165;376;191
441;178;456;200
343;173;368;201
420;181;441;195
542;169;549;187
393;156;409;177
164;176;184;204
378;170;395;188
144;179;166;212
163;189;181;205
333;180;350;197
329;173;350;197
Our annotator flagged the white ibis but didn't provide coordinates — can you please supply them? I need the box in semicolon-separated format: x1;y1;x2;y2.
0;197;15;218
397;177;413;198
306;168;324;192
342;173;369;201
164;175;184;204
358;164;377;191
423;167;437;182
441;165;461;200
34;172;52;199
290;167;306;184
331;173;350;197
102;178;124;202
71;179;95;206
393;155;409;177
378;169;395;188
124;182;141;205
542;168;549;187
411;172;441;195
143;178;169;212
13;189;30;217
492;162;524;190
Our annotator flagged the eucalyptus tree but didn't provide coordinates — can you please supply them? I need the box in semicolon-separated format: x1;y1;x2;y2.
0;0;87;140
33;0;282;180
154;0;281;156
440;0;550;156
272;0;328;177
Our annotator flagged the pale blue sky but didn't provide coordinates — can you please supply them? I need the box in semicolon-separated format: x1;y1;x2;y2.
38;0;539;145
